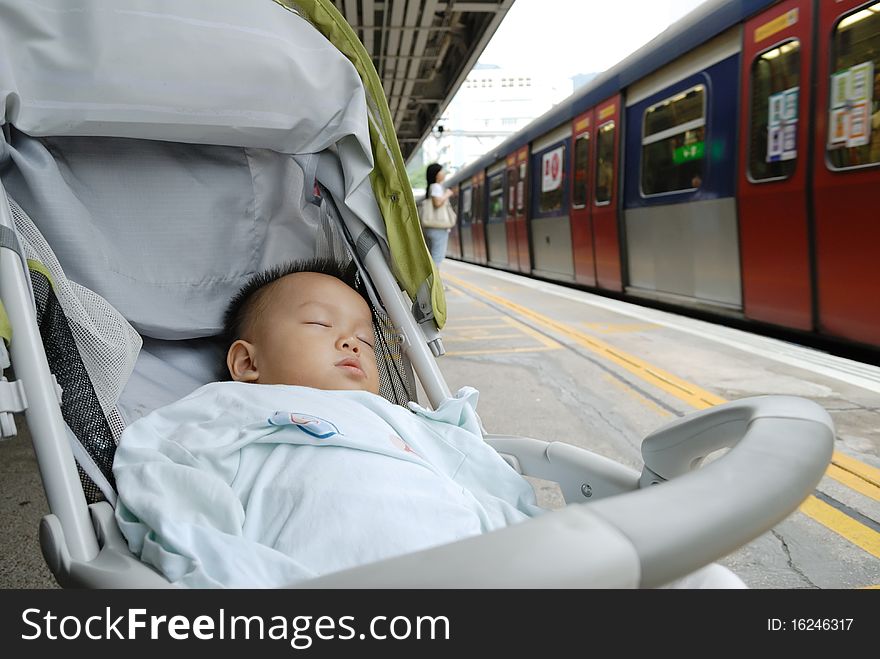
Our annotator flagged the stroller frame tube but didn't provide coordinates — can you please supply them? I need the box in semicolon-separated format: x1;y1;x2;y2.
313;158;452;407
361;244;452;406
0;187;98;562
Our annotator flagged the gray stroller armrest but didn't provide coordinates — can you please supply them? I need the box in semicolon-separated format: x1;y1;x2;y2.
292;503;642;588
41;502;176;589
590;396;834;587
485;435;640;501
292;396;833;588
639;395;834;481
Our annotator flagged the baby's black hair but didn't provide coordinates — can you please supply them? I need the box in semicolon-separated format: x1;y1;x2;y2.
220;257;367;379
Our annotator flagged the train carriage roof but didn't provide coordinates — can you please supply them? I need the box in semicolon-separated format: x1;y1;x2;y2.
449;0;776;184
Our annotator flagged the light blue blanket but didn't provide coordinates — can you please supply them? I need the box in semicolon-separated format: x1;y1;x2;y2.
113;382;542;587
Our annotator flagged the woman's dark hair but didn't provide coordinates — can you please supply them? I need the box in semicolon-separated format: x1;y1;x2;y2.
426;163;443;186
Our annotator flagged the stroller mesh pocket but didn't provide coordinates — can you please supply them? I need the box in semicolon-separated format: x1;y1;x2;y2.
9;197;141;424
9;196;142;502
31;270;117;502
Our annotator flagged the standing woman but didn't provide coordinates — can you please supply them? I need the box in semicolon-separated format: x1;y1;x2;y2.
421;162;455;265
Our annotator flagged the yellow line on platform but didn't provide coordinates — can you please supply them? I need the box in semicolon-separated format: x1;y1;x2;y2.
504;317;564;350
444;346;560;356
446;273;726;409
827;463;880;502
445;273;880;559
443;334;526;342
831;452;880;501
603;373;674;418
800;496;880;559
448;323;511;330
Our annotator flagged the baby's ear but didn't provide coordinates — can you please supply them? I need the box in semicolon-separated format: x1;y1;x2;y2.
227;340;260;382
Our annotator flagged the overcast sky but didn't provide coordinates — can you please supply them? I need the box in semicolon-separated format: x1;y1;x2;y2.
478;0;711;79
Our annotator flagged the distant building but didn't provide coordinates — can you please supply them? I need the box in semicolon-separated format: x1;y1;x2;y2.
417;63;575;176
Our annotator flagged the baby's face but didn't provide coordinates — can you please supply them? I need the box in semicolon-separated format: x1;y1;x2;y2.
228;273;380;393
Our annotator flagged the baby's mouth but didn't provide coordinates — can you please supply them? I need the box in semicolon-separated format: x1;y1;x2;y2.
336;357;365;378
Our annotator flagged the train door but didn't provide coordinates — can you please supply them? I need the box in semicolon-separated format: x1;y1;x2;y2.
471;171;487;265
513;147;531;272
504;153;519;270
738;0;814;330
529;126;574;281
813;0;880;348
570;111;597;286
459;182;474;261
486;160;509;268
593;96;622;291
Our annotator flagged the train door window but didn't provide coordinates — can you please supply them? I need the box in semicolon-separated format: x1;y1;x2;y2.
641;85;706;195
507;169;516;214
827;3;880;170
572;132;590;208
595;122;616;205
748;40;800;181
462;186;473;224
516;162;526;213
488;173;505;222
539;145;566;213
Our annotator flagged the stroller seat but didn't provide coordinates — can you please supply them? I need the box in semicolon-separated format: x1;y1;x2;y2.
0;0;834;588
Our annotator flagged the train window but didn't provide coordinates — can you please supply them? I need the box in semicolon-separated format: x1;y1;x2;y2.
572;133;590;209
748;40;800;181
595;122;615;205
538;145;566;213
641;85;705;195
827;3;880;170
488;173;505;222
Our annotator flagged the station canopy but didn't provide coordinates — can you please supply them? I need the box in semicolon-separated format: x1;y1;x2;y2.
331;0;513;161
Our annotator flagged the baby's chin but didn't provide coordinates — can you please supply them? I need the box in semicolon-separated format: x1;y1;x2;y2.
336;380;381;395
283;378;380;395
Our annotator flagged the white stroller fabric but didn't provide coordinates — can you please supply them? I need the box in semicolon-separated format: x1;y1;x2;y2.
0;1;373;184
1;132;324;339
113;382;542;588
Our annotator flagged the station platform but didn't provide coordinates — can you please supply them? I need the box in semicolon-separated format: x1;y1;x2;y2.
1;259;878;588
433;260;880;589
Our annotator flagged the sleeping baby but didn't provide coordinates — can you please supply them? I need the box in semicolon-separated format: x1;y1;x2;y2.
112;257;542;587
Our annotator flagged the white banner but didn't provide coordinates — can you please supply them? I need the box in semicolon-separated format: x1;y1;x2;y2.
541;147;564;192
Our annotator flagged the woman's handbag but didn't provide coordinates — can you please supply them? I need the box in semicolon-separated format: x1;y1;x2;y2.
419;197;457;230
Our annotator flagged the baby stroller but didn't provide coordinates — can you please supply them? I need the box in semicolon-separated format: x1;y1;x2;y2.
0;0;833;588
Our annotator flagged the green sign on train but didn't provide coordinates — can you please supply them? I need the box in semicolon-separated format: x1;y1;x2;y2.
673;141;705;164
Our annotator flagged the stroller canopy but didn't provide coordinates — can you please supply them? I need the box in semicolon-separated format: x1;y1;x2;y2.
0;0;445;328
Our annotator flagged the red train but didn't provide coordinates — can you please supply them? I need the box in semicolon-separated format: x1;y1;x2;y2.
444;0;880;355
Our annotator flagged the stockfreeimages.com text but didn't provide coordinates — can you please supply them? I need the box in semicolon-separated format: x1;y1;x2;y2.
21;607;450;648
